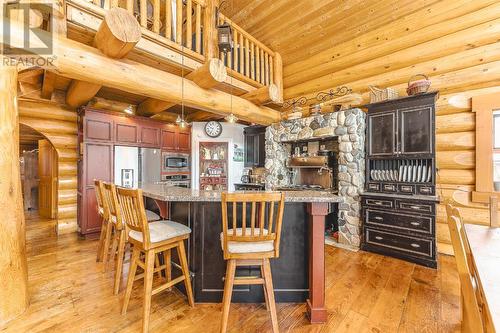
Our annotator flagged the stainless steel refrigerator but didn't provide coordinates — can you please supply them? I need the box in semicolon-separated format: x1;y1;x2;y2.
114;146;161;188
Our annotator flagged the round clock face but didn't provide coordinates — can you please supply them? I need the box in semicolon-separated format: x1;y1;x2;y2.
205;121;222;138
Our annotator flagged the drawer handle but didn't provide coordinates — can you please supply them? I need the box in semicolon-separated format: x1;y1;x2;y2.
374;216;383;221
420;188;430;193
375;236;383;240
410;243;421;248
410;222;420;226
410;205;422;210
374;201;383;205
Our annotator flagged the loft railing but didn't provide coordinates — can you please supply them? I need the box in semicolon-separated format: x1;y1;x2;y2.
217;12;278;88
74;0;281;92
89;0;207;60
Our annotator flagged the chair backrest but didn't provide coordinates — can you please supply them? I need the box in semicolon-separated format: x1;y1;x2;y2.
446;203;474;268
116;187;151;245
102;182;124;230
447;206;484;332
221;192;285;259
94;179;107;219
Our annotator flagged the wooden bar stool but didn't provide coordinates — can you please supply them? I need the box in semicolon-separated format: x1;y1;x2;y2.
220;192;285;333
117;187;194;333
95;179;110;263
101;182;162;294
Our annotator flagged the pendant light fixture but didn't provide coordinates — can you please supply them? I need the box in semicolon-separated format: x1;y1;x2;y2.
179;32;188;128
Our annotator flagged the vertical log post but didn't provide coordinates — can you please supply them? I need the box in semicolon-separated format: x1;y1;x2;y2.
273;52;283;103
0;60;29;326
203;0;218;59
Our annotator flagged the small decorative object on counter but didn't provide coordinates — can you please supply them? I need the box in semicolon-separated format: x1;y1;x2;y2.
369;85;398;103
406;74;431;96
310;104;321;116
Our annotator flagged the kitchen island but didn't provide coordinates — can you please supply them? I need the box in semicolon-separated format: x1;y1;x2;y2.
140;183;341;323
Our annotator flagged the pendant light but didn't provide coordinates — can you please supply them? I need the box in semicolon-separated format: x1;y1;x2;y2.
222;0;238;124
179;33;188;128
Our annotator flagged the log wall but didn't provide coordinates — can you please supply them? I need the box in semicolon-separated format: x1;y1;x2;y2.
19;99;78;234
283;0;500;255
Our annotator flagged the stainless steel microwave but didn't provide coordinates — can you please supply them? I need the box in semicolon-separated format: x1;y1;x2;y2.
162;152;190;172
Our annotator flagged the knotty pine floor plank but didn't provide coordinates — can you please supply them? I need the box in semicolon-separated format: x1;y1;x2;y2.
1;212;461;333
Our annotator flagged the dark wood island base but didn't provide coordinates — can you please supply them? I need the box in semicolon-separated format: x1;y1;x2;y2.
143;185;341;325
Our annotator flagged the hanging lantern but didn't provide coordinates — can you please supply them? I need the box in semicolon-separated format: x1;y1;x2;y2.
217;21;233;53
224;113;238;123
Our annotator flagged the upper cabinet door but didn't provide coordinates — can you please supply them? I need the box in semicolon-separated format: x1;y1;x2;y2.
161;128;177;150
244;133;256;167
367;111;397;157
177;131;191;151
399;107;433;155
141;126;160;147
115;122;139;144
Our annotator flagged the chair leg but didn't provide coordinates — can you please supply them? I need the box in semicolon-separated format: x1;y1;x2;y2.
262;259;279;333
261;264;270;311
102;219;113;266
155;253;163;280
220;259;236;333
107;227;118;272
142;250;156;333
165;249;172;290
122;247;140;315
178;241;194;307
113;229;126;295
96;219;106;262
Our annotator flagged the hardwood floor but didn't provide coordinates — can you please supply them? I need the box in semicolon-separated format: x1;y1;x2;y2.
1;212;462;333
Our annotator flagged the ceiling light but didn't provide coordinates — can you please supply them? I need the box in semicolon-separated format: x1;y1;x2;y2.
225;113;238;123
124;105;134;114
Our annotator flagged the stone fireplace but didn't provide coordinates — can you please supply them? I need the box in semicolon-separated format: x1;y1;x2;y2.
264;108;366;247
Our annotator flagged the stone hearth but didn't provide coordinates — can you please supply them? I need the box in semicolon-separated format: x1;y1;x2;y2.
264;108;366;247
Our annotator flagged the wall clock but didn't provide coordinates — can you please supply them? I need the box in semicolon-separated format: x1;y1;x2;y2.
204;121;223;138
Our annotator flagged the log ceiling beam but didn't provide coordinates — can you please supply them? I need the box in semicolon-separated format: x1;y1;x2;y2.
242;84;279;105
138;58;227;117
41;70;56;100
65;8;141;108
2;18;282;125
186;111;222;122
150;112;182;123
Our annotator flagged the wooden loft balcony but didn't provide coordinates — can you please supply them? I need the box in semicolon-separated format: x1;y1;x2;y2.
63;0;283;120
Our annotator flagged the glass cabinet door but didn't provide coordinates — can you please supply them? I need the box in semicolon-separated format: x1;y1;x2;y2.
368;111;397;157
399;107;432;155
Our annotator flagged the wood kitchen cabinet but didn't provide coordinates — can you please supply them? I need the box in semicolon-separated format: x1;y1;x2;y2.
367;97;434;158
78;108;191;236
244;125;266;167
161;125;191;152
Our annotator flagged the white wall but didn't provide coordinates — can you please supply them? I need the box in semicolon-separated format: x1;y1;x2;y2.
191;122;246;191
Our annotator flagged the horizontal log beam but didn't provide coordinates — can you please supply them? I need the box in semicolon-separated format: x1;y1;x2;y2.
187;111;222;122
242;84;279;105
88;97;137;114
138;58;228;116
66;8;141;107
4;18;281;124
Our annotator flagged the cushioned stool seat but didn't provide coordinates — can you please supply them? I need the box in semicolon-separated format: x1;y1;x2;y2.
129;220;191;243
145;209;160;221
220;228;274;254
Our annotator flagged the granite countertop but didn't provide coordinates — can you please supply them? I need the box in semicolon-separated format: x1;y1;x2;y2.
139;183;342;203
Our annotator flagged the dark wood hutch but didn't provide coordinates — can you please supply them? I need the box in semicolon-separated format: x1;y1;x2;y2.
77;108;191;236
361;92;439;268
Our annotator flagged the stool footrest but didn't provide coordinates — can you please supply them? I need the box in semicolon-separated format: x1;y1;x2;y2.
152;275;185;295
233;276;264;285
134;264;167;281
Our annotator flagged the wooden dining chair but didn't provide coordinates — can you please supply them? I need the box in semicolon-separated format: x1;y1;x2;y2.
446;204;484;333
220;192;285;333
95;179;111;263
117;187;194;333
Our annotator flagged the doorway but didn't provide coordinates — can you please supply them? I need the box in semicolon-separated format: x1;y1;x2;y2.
20;124;58;219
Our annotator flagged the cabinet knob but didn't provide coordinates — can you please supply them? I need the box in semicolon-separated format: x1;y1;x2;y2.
374;216;383;221
410;243;421;248
410;222;421;226
375;236;383;240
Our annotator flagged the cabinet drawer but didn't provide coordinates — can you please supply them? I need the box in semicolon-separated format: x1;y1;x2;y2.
398;184;415;194
367;183;380;192
382;183;397;193
417;185;435;196
365;228;434;259
396;200;435;215
365;209;433;236
363;197;394;209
